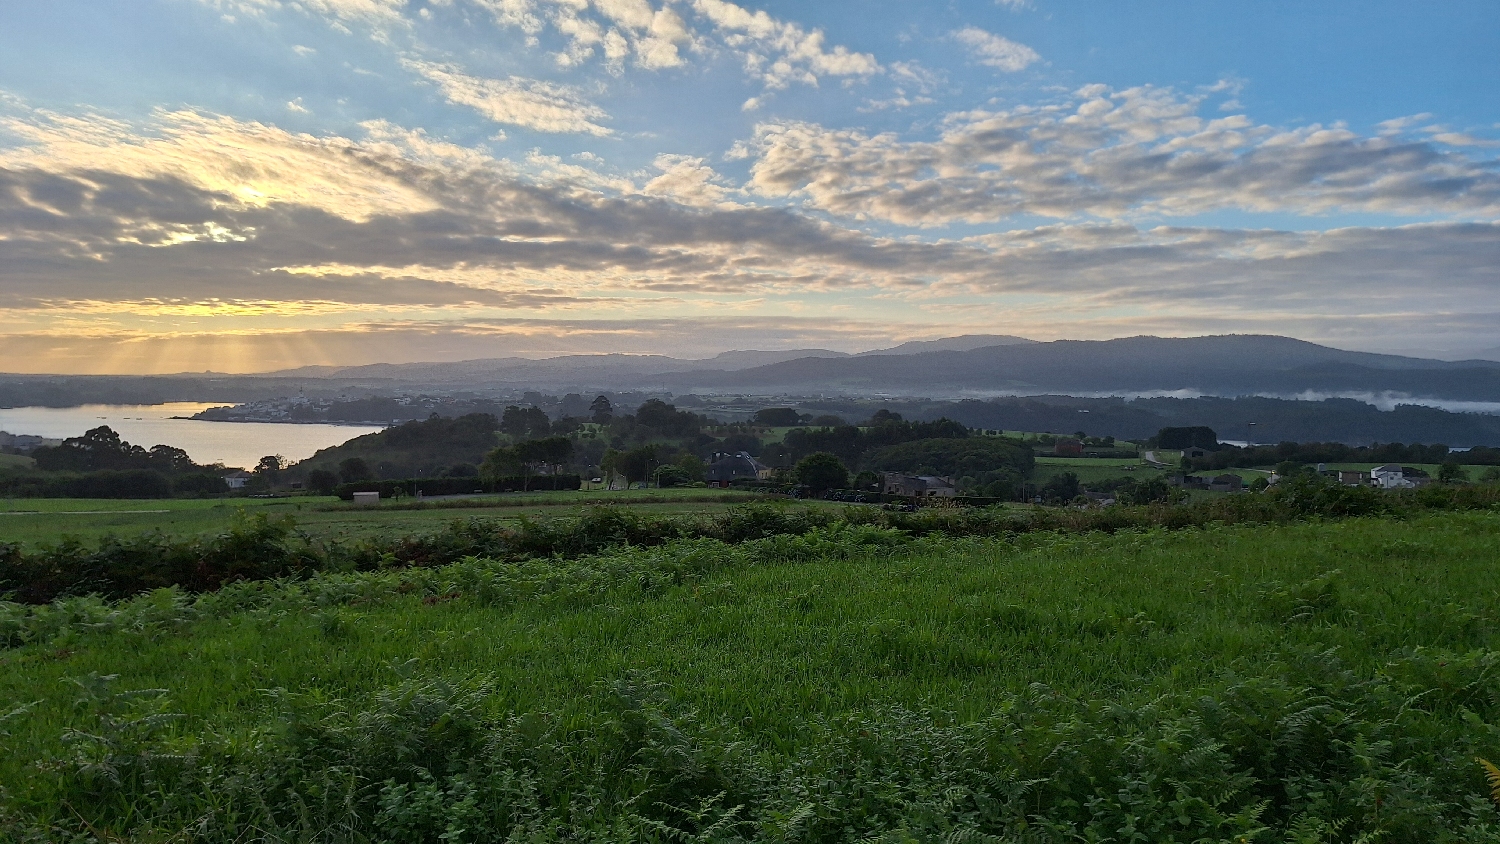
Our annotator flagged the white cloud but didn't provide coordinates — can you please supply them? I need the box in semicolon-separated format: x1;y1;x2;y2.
0;106;443;221
401;58;613;135
692;0;880;88
744;84;1500;225
641;154;735;206
197;0;408;27
469;0;876;88
953;26;1040;72
286;98;310;113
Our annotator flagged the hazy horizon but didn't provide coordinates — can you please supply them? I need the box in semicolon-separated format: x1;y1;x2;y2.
2;2;1497;374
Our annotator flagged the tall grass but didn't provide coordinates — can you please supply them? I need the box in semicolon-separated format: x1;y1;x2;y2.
3;509;1500;840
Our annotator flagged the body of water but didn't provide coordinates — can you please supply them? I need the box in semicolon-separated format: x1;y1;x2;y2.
0;404;384;469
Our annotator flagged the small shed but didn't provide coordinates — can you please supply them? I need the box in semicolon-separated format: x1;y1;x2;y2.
352;491;381;506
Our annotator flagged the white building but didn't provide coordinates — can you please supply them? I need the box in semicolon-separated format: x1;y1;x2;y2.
1370;464;1414;489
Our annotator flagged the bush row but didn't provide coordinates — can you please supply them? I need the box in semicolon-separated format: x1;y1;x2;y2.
4;477;1499;606
334;475;582;500
0;470;231;499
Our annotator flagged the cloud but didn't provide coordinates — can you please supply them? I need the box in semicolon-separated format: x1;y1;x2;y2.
953;26;1040;72
401;59;613;135
197;0;408;28
0;106;444;221
5;103;1500;371
744;84;1500;225
469;0;877;89
690;0;880;88
641;154;736;206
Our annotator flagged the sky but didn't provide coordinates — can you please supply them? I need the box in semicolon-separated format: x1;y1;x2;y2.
1;0;1497;374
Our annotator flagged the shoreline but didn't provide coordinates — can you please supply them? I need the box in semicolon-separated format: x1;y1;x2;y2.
171;416;392;427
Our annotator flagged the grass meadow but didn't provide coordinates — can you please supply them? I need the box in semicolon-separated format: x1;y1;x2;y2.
3;501;1500;840
0;489;809;550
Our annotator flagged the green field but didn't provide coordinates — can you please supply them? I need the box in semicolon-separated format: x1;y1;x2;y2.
3;502;1500;839
0;453;35;472
0;489;807;550
1030;455;1170;486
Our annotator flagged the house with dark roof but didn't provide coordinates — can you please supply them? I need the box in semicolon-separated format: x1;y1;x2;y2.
882;472;957;497
1209;473;1243;492
705;451;772;487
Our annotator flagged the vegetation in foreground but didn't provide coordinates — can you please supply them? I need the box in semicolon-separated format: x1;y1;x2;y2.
2;511;1500;841
2;485;1500;839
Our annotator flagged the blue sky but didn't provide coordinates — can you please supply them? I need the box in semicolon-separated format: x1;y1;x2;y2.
1;0;1497;373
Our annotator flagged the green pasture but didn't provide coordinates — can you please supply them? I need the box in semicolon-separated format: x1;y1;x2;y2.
1031;456;1170;486
0;489;802;550
1314;461;1497;477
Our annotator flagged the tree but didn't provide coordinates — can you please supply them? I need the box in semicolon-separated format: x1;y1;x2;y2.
615;446;657;485
863;437;1034;479
1157;427;1219;450
501;405;551;440
254;455;284;488
481;445;524;485
717;433;761;455
1040;471;1080;502
145;445;196;473
531;436;575;489
754;407;803;427
1118;476;1172;505
654;465;692;487
634;400;701;437
1274;460;1308;480
589;395;614;424
339;457;372;483
307;469;340;496
674;453;706;483
1438;461;1468;484
794;452;849;493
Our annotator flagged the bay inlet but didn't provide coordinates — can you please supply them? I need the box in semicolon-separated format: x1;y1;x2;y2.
0;403;384;469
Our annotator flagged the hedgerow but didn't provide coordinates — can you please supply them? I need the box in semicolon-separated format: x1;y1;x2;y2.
4;478;1498;606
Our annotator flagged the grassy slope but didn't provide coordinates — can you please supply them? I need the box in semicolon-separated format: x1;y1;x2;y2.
4;512;1499;811
0;453;35;472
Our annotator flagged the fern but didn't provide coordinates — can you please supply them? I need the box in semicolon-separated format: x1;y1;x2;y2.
1480;757;1500;808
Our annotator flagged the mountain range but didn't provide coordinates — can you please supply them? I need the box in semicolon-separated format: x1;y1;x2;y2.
6;334;1500;407
262;334;1500;402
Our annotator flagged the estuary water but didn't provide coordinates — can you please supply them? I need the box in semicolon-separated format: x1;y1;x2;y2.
0;403;384;469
